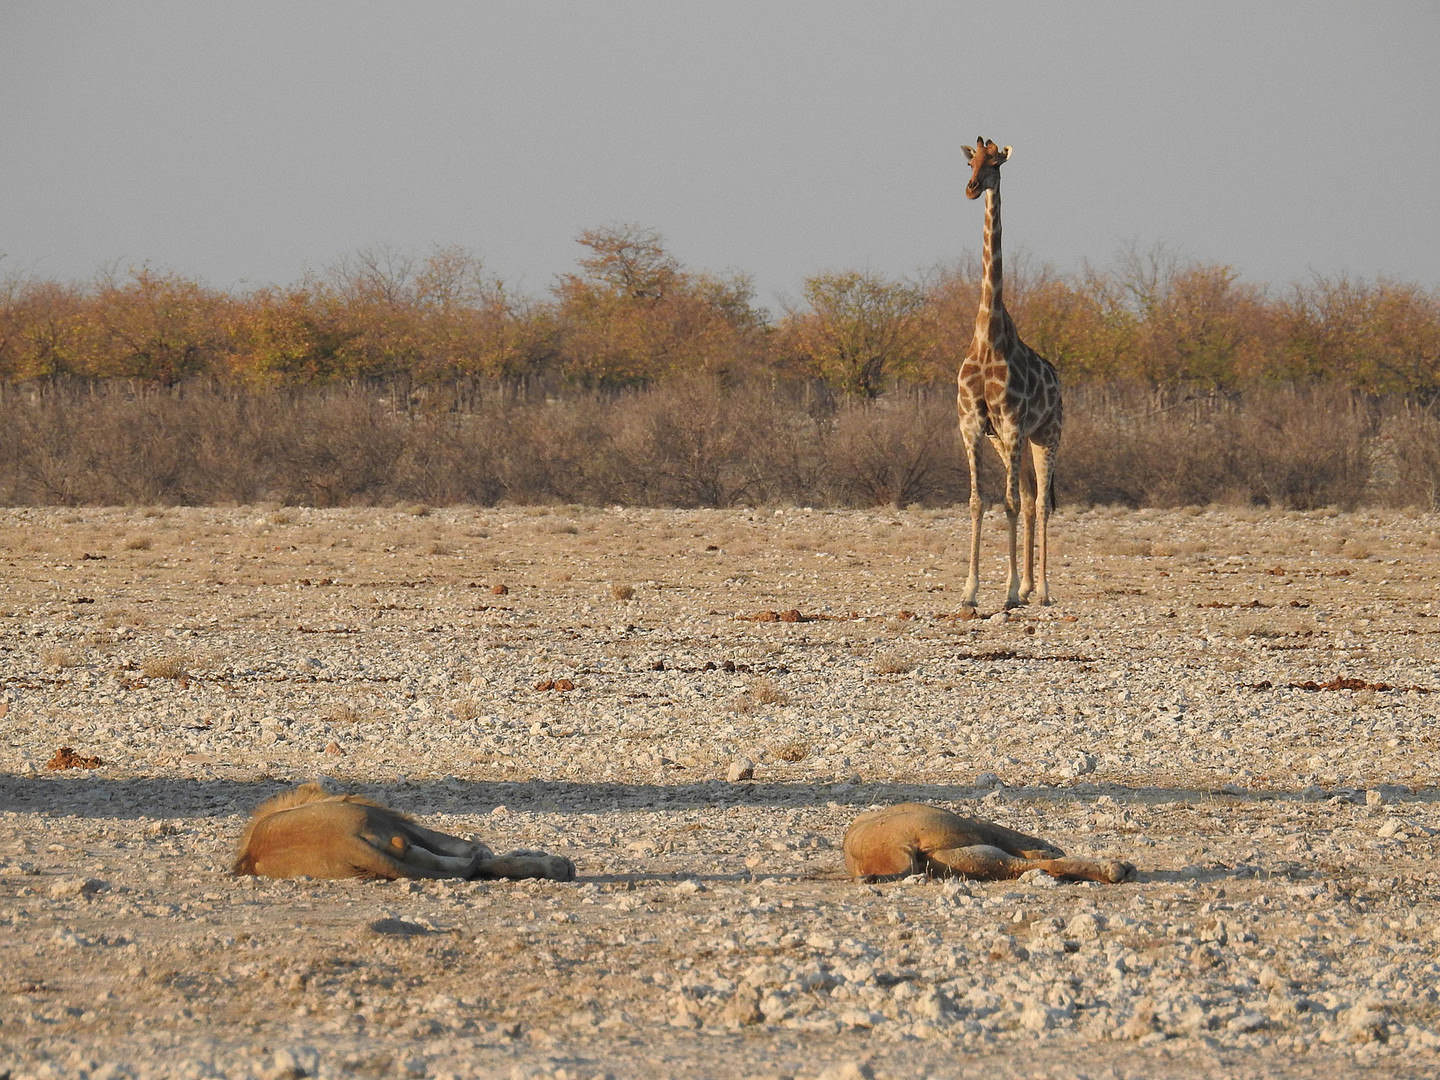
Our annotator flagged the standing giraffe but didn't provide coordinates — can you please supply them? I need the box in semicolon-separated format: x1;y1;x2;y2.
957;137;1062;610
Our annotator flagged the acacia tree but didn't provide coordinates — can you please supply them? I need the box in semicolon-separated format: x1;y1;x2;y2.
1276;275;1440;396
920;254;1130;384
227;284;352;385
0;274;89;381
553;225;766;386
1106;245;1268;391
406;246;546;381
83;267;229;383
570;224;680;300
783;270;930;396
279;245;543;383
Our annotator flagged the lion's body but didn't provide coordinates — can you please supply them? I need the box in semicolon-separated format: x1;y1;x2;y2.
232;783;575;882
843;803;1134;884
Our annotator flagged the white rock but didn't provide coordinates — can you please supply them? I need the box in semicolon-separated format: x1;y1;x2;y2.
1227;1010;1269;1033
1064;912;1103;940
1342;998;1389;1043
49;877;109;899
1019;999;1070;1031
912;987;959;1023
1017;868;1060;888
262;1045;319;1080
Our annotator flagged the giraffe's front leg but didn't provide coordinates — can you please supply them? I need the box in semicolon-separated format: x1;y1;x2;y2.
963;493;982;608
1002;444;1024;609
960;432;984;608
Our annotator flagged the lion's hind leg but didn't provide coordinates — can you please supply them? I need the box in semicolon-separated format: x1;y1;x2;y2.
962;819;1068;861
396;820;488;859
473;850;576;882
923;843;1039;881
1031;856;1136;884
924;846;1134;884
357;827;487;880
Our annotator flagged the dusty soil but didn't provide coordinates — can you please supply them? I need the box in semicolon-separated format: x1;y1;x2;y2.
1;503;1438;1080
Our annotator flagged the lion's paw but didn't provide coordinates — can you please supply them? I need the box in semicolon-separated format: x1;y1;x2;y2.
502;850;576;882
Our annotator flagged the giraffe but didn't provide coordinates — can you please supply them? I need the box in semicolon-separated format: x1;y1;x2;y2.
956;137;1062;610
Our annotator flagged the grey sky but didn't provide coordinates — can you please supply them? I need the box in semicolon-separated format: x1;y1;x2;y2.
2;2;1436;310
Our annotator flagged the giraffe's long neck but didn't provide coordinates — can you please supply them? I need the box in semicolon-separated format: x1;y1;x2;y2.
975;185;1005;345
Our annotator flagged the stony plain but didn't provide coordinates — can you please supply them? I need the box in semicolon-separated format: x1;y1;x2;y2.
1;504;1437;1079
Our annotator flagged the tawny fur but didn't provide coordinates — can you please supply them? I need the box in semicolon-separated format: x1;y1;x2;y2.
843;803;1134;884
232;783;575;882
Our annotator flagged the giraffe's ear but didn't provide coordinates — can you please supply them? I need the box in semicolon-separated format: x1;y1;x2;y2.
999;145;1012;162
961;144;976;162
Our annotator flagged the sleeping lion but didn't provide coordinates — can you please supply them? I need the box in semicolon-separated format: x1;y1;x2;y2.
232;783;575;882
844;803;1135;884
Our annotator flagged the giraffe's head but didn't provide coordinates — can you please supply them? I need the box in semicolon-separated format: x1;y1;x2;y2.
962;137;1011;200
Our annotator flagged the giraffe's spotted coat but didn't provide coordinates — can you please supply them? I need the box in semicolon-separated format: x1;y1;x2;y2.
957;137;1062;610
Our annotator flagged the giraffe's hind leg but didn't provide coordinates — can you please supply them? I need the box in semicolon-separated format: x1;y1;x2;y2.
1018;446;1037;601
1031;440;1056;605
997;439;1024;608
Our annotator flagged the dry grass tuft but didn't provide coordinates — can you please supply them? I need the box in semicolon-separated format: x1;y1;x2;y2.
322;702;370;725
41;646;78;671
873;650;916;676
748;677;790;706
1153;540;1210;557
141;655;187;680
609;583;636;601
736;677;791;713
1111;540;1155;557
770;740;809;763
122;535;153;551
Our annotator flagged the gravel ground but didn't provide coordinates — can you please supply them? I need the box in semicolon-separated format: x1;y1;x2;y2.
1;503;1438;1079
